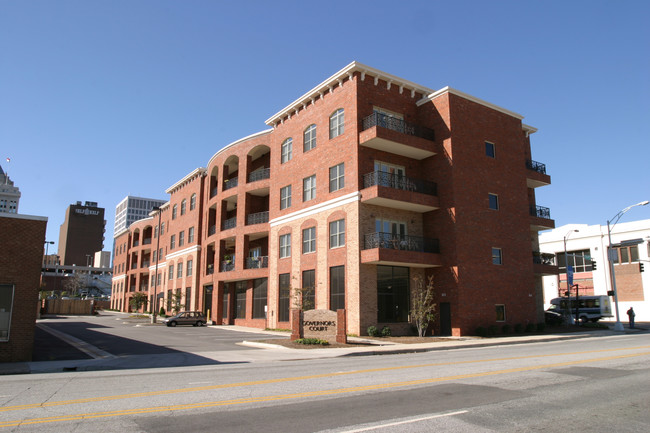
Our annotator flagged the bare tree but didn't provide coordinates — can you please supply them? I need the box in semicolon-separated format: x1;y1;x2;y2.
411;275;437;337
63;273;86;297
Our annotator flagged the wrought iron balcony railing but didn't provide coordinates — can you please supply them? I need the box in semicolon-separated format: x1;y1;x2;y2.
246;211;269;225
245;256;269;269
223;177;238;191
526;159;547;175
533;252;556;266
208;225;216;236
220;261;235;272
248;168;270;183
143;238;152;245
222;217;237;230
363;171;437;196
361;112;435;142
530;205;551;219
363;232;440;254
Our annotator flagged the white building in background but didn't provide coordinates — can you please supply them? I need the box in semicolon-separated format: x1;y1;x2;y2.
94;251;111;268
114;196;166;235
539;219;650;322
0;164;20;214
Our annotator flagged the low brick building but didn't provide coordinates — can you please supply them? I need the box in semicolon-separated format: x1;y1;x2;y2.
112;62;556;336
0;213;47;362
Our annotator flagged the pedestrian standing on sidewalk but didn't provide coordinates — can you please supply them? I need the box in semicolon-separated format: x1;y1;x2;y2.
626;307;635;329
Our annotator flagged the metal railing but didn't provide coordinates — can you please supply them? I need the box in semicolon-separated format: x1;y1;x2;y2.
530;205;551;219
208;225;216;236
526;159;547;175
143;238;152;245
223;177;238;191
141;261;150;268
363;232;440;254
133;240;140;247
247;211;269;225
533;252;556;266
245;256;269;269
363;171;437;196
210;187;218;198
248;168;270;183
361;112;435;142
222;217;237;230
220;261;235;272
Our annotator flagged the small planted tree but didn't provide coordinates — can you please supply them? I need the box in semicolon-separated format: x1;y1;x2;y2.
129;291;148;312
411;275;437;337
170;291;183;314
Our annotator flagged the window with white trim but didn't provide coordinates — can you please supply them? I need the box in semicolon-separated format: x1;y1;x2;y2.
329;163;344;192
329;219;345;248
280;185;292;210
303;227;316;254
303;175;316;202
281;138;293;163
279;233;291;258
329;108;344;138
304;124;316;151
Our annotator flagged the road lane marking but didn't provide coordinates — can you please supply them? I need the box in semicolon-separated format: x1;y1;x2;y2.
0;351;647;428
2;345;649;414
336;410;469;432
36;324;116;360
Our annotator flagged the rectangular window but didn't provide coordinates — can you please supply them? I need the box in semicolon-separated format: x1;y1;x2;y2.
485;141;495;158
186;259;193;276
279;233;291;258
170;234;176;250
329;108;344;139
492;248;502;265
179;231;185;247
185;287;191;310
489;193;499;210
235;281;246;319
330;266;345;311
177;262;183;279
496;305;506;322
222;291;228;319
557;249;593;273
303;175;316;202
304;124;316;151
168;265;174;280
252;278;267;319
278;273;291;322
0;284;14;341
161;222;165;235
302;227;316;254
329;163;344;192
377;266;409;322
281;138;293;163
302;269;315;310
280;185;292;210
329;219;345;248
188;227;195;243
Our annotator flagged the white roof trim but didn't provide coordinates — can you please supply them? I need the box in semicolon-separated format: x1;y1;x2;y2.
418;86;525;120
207;129;273;168
166;167;206;194
270;191;360;227
265;61;435;126
165;245;201;261
0;213;48;222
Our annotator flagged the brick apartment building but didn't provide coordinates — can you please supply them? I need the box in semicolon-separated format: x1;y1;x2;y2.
111;62;556;336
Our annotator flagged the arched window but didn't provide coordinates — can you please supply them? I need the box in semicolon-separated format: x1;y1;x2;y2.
180;199;187;216
281;138;293;163
303;124;316;151
172;204;178;220
329;108;344;139
190;193;196;210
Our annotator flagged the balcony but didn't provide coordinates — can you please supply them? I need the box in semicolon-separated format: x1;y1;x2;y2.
526;159;551;188
245;256;269;269
246;211;269;226
359;112;436;160
533;252;559;275
248;168;270;183
220;261;235;272
222;217;237;231
208;225;216;236
223;178;238;191
206;264;214;275
361;171;439;212
143;238;152;245
141;261;150;268
361;232;442;268
530;205;555;231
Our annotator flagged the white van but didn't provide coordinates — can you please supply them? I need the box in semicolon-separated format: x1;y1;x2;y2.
548;295;613;323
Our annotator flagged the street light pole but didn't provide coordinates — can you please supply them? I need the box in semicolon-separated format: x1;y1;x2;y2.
607;200;649;332
563;229;579;325
151;207;162;324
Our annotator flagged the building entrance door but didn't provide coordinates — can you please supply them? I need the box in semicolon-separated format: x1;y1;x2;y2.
440;302;451;336
203;285;213;320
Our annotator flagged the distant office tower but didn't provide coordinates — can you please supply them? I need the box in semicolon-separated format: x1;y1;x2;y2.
94;251;112;268
0;164;20;214
58;201;106;266
114;196;166;235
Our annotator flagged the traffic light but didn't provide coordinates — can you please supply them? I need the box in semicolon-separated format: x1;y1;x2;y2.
591;260;597;271
641;263;645;273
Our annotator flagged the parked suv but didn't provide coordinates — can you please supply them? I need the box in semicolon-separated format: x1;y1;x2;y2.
162;311;206;327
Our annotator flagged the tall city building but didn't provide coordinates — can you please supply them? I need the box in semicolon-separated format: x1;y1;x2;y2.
114;196;166;235
58;201;106;266
111;62;556;336
0;164;20;214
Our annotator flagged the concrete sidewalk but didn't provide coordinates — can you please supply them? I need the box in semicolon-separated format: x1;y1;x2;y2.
2;322;647;375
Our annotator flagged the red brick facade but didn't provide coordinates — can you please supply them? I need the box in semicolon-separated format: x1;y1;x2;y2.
111;62;555;336
0;213;47;362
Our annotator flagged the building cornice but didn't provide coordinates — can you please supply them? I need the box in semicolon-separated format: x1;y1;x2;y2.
418;86;525;120
0;213;47;222
207;129;273;168
270;192;361;227
165;168;207;195
165;245;201;261
265;61;435;127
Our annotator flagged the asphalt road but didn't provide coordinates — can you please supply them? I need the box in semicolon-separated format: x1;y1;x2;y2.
3;331;649;432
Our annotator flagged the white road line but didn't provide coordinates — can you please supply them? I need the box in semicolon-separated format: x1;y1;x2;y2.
337;410;469;433
36;324;117;359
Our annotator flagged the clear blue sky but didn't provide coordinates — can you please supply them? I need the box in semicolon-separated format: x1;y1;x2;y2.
2;0;649;254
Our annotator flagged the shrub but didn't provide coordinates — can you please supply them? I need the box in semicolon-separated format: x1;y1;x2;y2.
514;323;523;333
525;323;536;333
159;307;166;316
501;324;512;334
536;322;546;332
488;325;499;336
475;326;488;337
381;326;392;337
367;326;379;337
295;338;329;345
